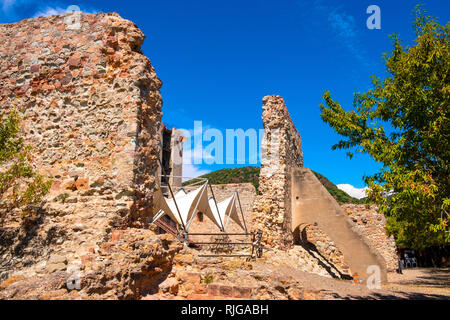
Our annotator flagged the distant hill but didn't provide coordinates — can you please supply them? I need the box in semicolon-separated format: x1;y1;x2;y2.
310;171;365;204
184;166;260;190
184;166;365;204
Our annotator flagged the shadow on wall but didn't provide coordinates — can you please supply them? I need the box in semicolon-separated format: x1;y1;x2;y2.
0;207;60;280
291;167;388;283
293;225;353;280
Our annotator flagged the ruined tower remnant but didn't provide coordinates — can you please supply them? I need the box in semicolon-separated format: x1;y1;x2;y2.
252;95;303;249
253;95;388;283
159;126;185;189
0;12;163;262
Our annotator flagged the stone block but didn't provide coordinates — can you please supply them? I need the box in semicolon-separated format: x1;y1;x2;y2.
232;286;252;298
186;272;201;284
75;178;89;190
219;285;233;297
194;283;207;294
187;294;215;300
207;284;220;296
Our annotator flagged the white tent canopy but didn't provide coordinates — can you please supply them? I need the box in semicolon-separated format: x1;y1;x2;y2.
152;181;246;233
152;188;186;224
152;184;173;223
209;194;245;231
167;183;207;227
151;182;223;231
183;184;224;231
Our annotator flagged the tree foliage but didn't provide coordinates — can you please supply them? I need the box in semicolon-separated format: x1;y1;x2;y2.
319;5;449;249
0;108;52;222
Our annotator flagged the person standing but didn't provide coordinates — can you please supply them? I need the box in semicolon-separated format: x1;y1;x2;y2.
396;247;404;274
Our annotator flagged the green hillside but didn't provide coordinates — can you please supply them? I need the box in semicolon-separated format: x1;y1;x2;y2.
184;166;365;204
310;171;365;204
184;166;260;190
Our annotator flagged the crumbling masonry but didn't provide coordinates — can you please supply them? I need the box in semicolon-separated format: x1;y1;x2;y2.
253;96;392;283
0;13;182;299
252;96;303;248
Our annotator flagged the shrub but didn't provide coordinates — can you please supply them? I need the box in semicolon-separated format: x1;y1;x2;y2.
0;109;52;223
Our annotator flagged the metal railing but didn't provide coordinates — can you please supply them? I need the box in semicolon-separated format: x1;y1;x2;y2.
186;231;263;259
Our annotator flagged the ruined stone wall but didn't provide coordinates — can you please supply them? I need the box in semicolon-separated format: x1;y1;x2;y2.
303;204;398;274
343;204;398;272
187;183;256;242
302;226;351;277
0;13;163;282
251;95;394;279
252;96;303;249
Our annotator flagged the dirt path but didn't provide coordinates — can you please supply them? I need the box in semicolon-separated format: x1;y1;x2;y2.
382;268;450;299
252;261;450;299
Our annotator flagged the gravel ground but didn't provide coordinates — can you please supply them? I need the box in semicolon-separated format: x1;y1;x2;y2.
252;261;450;300
382;268;450;299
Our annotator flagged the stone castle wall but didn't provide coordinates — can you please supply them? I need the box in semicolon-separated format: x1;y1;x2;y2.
0;12;164;281
301;205;398;275
168;129;185;188
252;95;396;277
252;96;303;249
343;204;397;272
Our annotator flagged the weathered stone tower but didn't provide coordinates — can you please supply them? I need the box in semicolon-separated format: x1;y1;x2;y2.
159;126;185;189
253;95;388;283
0;12;164;271
252;95;303;249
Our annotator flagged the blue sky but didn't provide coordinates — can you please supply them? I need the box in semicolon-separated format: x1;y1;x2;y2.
1;0;449;191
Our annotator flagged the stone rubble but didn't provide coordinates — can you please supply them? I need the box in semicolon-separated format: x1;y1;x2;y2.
0;229;182;299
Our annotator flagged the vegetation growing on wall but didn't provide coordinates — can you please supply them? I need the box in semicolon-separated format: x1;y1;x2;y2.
0;109;52;223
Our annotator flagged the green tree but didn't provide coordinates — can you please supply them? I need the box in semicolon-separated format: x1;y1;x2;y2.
0;108;52;223
319;5;449;249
